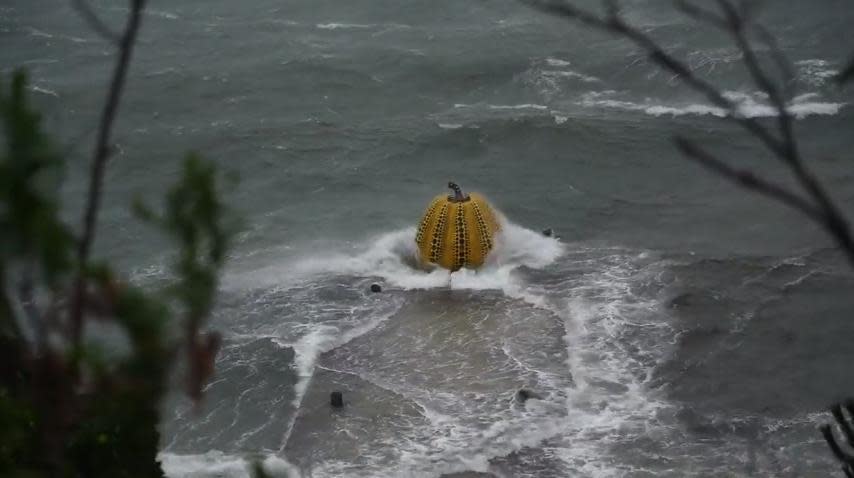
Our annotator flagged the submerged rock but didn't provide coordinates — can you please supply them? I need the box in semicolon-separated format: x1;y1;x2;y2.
370;283;382;293
515;388;544;403
439;472;497;478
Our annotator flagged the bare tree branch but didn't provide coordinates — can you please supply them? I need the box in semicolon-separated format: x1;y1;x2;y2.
521;0;788;158
676;1;794;100
523;0;854;269
0;273;24;342
715;2;782;102
714;1;796;156
71;0;120;44
714;1;854;266
674;0;728;30
524;1;854;474
822;422;854;475
838;55;854;85
833;404;854;451
710;2;851;246
17;272;45;351
674;136;821;221
751;23;796;99
71;0;147;345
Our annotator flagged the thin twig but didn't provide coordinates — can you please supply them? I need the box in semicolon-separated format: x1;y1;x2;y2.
674;137;821;220
525;1;854;474
752;23;796;100
0;273;24;341
679;1;792;99
522;0;788;159
714;1;792;151
17;272;45;351
714;0;854;266
837;55;854;85
71;0;120;44
832;404;854;450
674;0;728;29
71;0;147;345
523;0;854;269
822;424;854;466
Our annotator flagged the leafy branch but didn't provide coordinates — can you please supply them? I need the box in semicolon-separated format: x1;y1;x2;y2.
0;1;238;475
72;0;147;346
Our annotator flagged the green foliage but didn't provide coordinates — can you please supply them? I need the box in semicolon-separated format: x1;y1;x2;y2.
0;71;73;287
0;70;236;477
134;152;237;400
0;388;38;475
134;153;236;322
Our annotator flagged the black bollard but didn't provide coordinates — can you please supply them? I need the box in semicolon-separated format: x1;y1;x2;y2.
370;283;382;293
330;391;344;408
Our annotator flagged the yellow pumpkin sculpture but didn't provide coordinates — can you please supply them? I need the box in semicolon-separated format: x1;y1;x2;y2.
415;182;501;271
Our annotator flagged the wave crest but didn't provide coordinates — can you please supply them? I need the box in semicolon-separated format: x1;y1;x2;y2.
288;218;564;291
578;90;845;119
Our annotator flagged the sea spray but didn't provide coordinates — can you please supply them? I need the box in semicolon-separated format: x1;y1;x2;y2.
226;217;564;293
159;451;301;478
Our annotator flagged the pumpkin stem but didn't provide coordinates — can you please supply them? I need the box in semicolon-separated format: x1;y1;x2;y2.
448;181;466;202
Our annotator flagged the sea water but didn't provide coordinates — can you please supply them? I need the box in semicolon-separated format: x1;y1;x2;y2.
3;0;854;476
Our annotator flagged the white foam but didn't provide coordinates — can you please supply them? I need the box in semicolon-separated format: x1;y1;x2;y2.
796;59;838;87
268;284;406;449
549;258;674;477
217;220;689;476
453;103;548;111
579;90;845;119
160;451;300;478
240;214;562;295
27;27;52;39
25;28;88;43
526;58;601;100
787;93;844;117
265;19;300;27
111;6;179;20
284;236;671;477
291;250;673;477
223;216;565;459
148;9;179;20
488;103;548;110
285;304;400;410
22;58;59;65
316;23;373;30
29;85;58;98
393;405;570;478
541;69;600;83
686;48;742;74
546;57;573;67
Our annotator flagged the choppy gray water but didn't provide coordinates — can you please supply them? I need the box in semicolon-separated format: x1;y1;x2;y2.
4;0;854;476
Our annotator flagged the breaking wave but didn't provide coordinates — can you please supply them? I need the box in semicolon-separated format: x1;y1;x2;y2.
279;218;563;292
578;90;845;119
